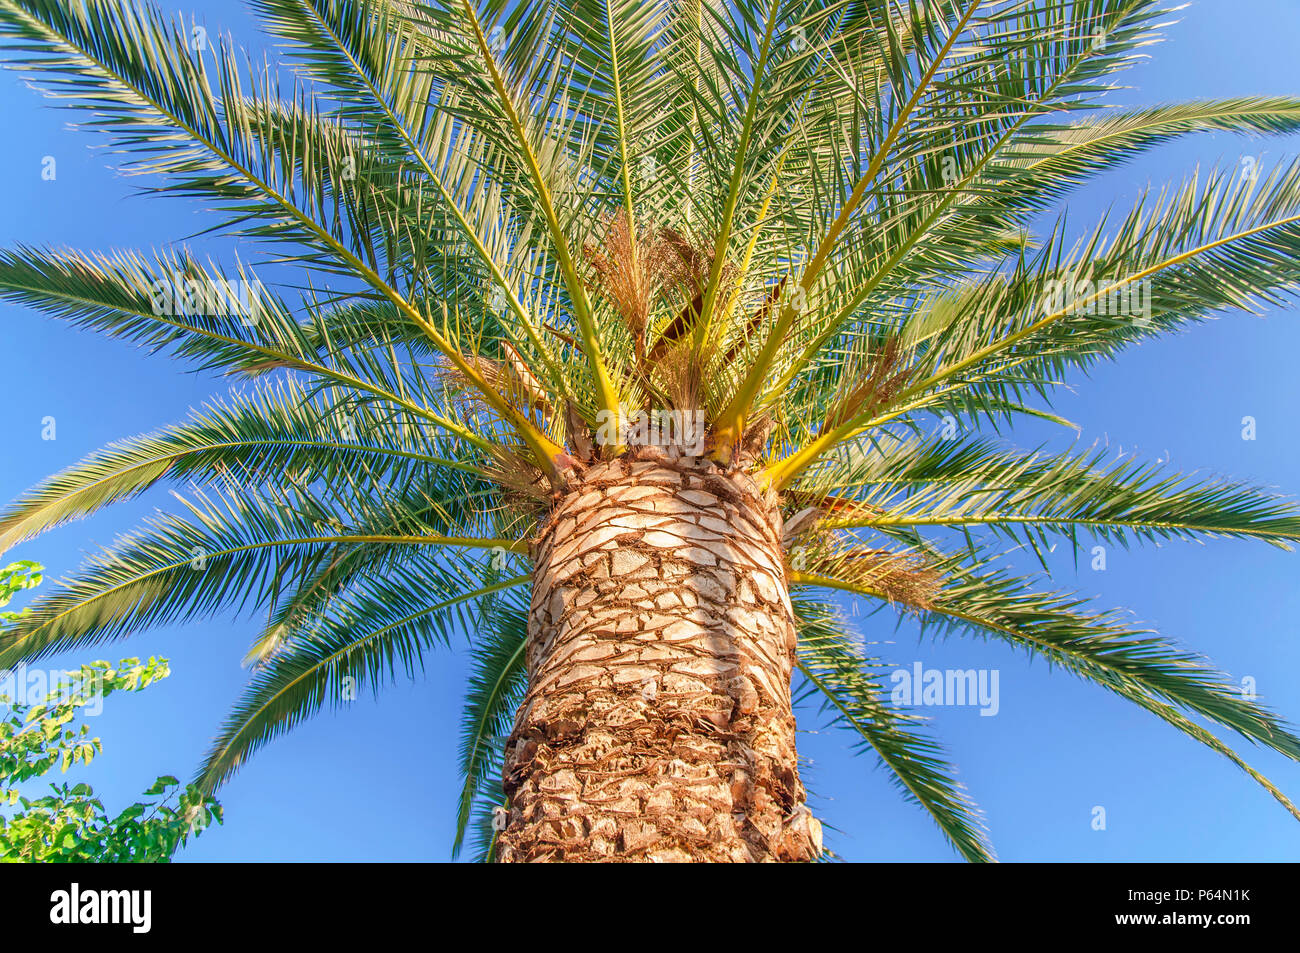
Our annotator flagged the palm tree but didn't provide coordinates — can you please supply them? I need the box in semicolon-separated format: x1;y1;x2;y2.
2;0;1300;863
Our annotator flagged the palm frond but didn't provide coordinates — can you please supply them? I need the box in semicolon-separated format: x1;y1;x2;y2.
0;478;521;669
794;597;995;862
767;156;1300;487
795;550;1300;820
452;591;528;859
197;555;529;791
795;433;1300;554
0;377;493;556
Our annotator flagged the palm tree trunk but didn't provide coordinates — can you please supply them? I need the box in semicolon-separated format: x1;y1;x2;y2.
497;449;822;862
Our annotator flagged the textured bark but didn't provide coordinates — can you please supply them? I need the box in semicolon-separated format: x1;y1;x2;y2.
497;448;821;862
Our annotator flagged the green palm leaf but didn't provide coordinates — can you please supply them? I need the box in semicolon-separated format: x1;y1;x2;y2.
197;556;529;791
0;480;519;669
452;593;528;859
796;433;1300;553
794;549;1300;821
0;378;490;556
793;597;996;862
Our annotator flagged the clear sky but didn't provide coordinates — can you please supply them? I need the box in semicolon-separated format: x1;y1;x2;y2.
2;0;1299;862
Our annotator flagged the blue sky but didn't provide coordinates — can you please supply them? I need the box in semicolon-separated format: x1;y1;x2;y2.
2;0;1299;861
